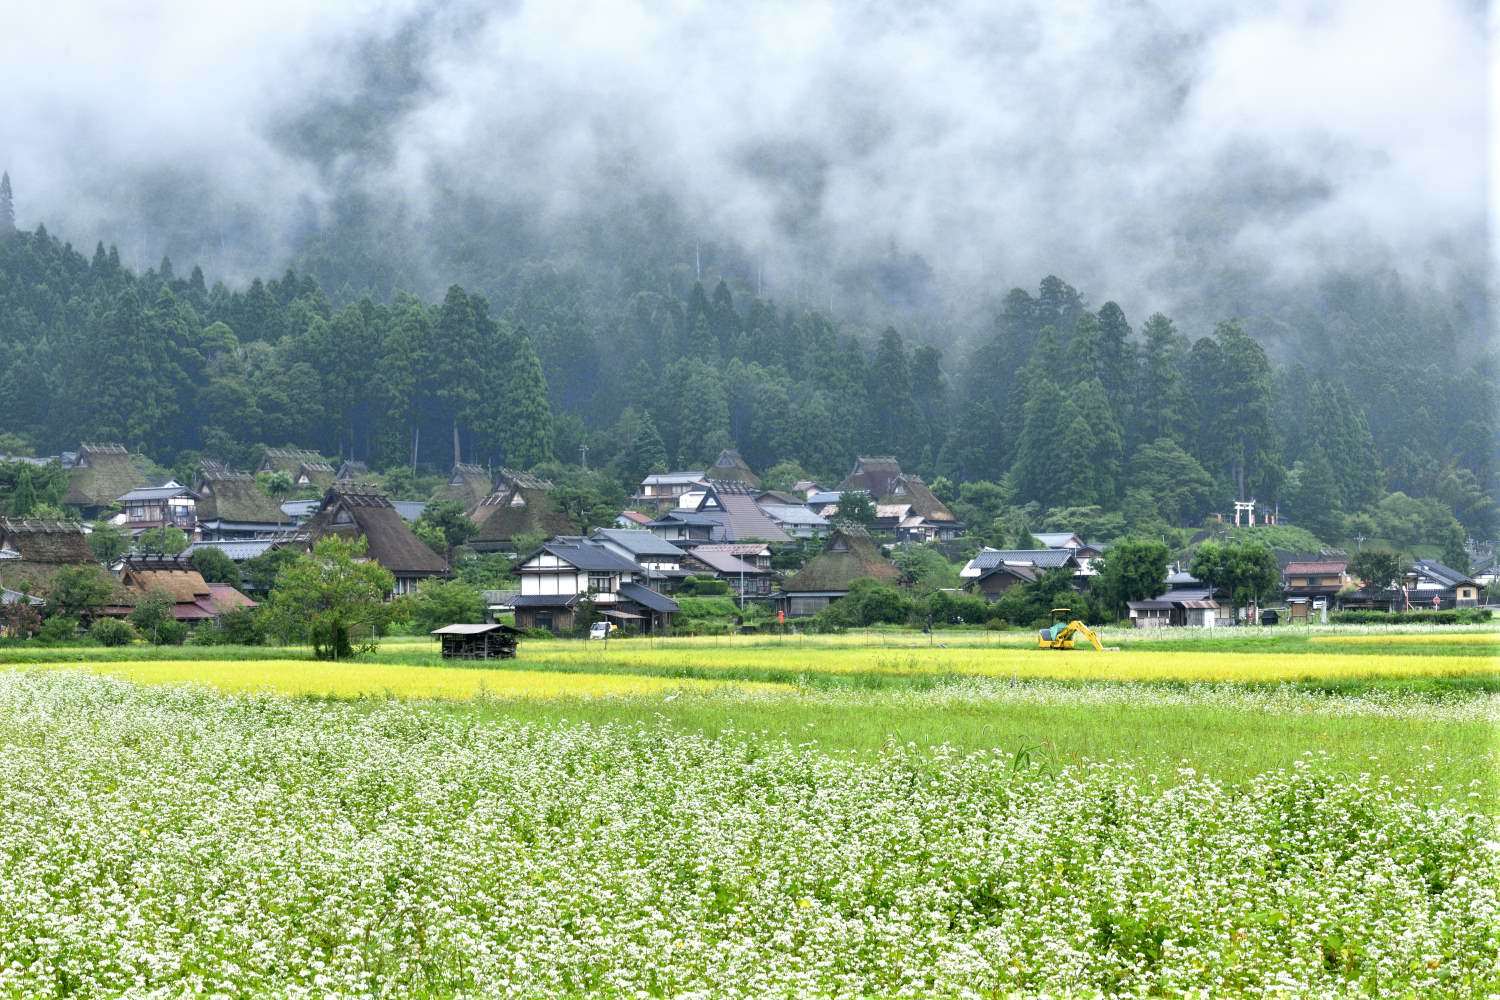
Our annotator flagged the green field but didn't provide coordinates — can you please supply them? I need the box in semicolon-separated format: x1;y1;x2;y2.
0;628;1495;996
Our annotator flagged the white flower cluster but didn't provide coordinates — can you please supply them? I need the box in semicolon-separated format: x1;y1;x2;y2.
0;672;1493;998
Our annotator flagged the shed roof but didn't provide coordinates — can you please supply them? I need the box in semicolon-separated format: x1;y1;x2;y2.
431;623;521;636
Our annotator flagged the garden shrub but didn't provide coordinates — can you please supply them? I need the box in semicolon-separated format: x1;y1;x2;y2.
1330;608;1491;625
88;618;136;647
36;616;78;643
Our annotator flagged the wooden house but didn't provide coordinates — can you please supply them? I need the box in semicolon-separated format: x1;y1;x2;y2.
777;525;899;617
258;448;336;490
115;483;199;535
1407;560;1483;609
302;483;448;594
432;623;519;659
589;528;692;592
64;443;147;517
194;464;294;539
960;548;1080;601
633;471;708;509
512;536;677;634
650;481;790;546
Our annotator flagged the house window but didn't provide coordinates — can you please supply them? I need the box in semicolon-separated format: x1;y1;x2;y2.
589;573;613;593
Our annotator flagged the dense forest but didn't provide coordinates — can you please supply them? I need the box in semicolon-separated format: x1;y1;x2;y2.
0;172;1493;564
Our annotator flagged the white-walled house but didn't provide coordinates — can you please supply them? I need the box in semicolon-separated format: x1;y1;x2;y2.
512;537;678;633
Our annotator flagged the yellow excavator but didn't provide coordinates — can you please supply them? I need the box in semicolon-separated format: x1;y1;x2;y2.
1036;609;1116;651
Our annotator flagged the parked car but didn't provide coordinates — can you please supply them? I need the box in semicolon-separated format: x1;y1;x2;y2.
588;621;616;640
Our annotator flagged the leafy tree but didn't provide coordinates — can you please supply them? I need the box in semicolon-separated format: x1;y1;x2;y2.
44;566;115;621
403;579;485;633
87;521;130;564
137;525;189;555
1092;538;1170;619
189;547;241;587
833;490;876;528
88;618;136;646
762;460;811;493
239;545;302;594
1348;548;1404;591
129;591;180;644
415;500;477;560
1189;540;1279;622
1;600;41;638
263;536;395;659
892;544;959;595
825;579;910;627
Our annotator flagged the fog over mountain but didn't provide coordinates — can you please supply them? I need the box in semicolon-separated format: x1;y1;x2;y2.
1;0;1488;339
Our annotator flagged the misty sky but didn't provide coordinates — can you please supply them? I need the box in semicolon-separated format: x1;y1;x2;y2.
1;0;1488;323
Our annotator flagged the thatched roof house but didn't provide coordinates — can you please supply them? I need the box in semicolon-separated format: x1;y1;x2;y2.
0;518;95;592
258;448;336;490
303;483;448;592
194;464;294;539
107;555;257;624
778;525;899;617
435;463;494;509
469;473;576;553
837;456;960;541
63;443;147;514
707;448;761;488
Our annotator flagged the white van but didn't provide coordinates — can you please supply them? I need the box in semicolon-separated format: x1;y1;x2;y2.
588;621;615;640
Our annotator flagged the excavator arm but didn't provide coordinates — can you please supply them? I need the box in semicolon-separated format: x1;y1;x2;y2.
1056;621;1105;652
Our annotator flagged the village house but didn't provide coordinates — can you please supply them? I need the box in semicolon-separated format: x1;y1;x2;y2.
257;448;336;490
839;456;962;541
960;548;1081;601
777;525;899;617
194;463;295;539
589;527;693;593
757;501;830;539
1406;560;1483;609
0;518;96;595
114;483;198;536
683;545;775;599
1280;556;1351;621
1126;569;1225;627
334;460;369;482
632;471;707;509
103;554;257;626
1032;532;1106;573
805;490;843;517
512;536;677;634
63;443;148;518
302;483;448;595
678;481;791;544
468;471;576;554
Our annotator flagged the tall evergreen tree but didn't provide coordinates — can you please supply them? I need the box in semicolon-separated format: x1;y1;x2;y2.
498;329;554;469
868;328;916;460
1134;313;1189;447
0;172;14;236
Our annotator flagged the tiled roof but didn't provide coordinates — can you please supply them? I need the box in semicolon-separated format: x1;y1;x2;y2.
686;548;767;576
1413;559;1477;588
527;537;640;573
1283;560;1348;575
618;581;679;613
591;528;685;558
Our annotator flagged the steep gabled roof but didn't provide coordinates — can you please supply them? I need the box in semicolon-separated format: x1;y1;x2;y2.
839;456;905;497
1413;559;1477;589
64;443;147;508
470;484;576;545
0;519;93;564
782;525;899;593
692;483;790;542
436;463;494;508
259;448;336;488
836;458;954;522
304;484;448;577
521;537;639;574
707;448;761;487
496;467;554;492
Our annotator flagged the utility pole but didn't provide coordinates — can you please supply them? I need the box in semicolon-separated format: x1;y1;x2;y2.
695;241;701;280
579;443;589;470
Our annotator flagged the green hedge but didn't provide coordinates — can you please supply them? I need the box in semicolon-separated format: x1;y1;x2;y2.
1329;608;1492;625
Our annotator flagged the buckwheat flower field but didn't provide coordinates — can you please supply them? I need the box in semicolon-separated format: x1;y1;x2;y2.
0;656;1495;998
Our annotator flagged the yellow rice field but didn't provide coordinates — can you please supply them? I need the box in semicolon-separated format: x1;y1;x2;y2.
26;660;788;701
516;642;1496;683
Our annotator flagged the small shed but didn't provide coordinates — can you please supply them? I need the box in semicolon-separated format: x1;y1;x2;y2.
431;623;521;660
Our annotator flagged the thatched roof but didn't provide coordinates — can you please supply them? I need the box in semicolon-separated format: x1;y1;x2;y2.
64;443;147;509
496;467;553;492
259;448;336;489
782;525;899;593
470;484;576;548
0;519;92;564
195;466;289;525
435;463;493;509
117;555;257;618
304;484;448;577
707;449;761;487
838;457;954;522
